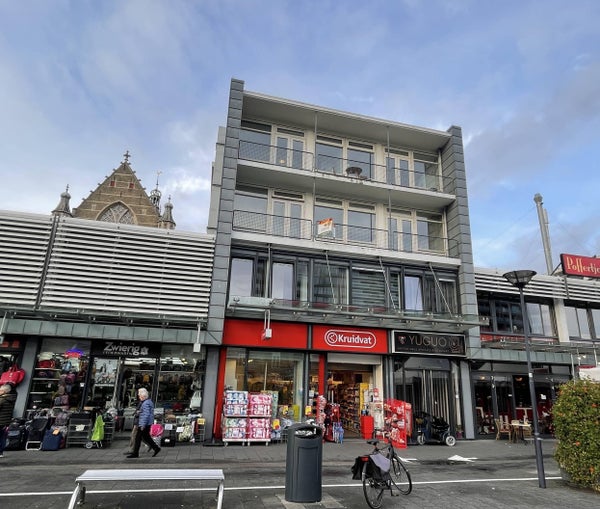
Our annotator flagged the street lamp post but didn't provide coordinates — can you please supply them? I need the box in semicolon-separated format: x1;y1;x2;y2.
503;270;546;489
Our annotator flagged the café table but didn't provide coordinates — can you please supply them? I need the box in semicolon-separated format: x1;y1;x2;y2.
510;421;532;443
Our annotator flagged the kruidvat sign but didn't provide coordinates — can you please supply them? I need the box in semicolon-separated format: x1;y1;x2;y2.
393;331;465;356
560;253;600;278
312;325;388;353
92;341;161;358
324;329;376;349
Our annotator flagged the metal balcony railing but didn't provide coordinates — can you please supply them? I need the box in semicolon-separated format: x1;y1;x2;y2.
238;140;450;193
232;210;456;256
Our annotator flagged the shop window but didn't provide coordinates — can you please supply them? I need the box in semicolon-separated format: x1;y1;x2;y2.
156;344;202;414
30;338;91;411
224;349;305;421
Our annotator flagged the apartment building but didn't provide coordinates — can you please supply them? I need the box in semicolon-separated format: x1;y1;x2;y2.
204;78;482;440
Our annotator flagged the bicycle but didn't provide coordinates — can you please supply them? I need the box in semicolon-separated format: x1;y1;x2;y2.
354;436;412;508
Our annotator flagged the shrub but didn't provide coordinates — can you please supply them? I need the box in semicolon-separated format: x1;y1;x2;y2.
553;378;600;492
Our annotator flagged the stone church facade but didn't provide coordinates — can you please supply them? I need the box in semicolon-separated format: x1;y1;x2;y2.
52;151;175;229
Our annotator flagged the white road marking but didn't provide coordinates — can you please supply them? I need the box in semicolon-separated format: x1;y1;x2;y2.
0;477;564;499
397;456;418;463
448;454;478;462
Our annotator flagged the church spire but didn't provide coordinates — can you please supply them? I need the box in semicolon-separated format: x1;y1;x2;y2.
158;196;176;230
52;185;73;218
149;170;162;213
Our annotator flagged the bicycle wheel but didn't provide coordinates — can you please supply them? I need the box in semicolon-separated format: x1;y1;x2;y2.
390;453;412;495
362;474;385;509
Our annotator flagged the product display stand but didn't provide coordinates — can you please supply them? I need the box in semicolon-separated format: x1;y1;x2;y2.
246;392;272;446
221;390;272;446
222;390;248;446
383;399;412;449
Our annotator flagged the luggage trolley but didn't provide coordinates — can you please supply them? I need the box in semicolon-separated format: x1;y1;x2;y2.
25;416;50;450
67;412;92;448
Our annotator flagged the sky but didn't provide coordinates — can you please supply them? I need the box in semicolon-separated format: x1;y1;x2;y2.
1;0;599;275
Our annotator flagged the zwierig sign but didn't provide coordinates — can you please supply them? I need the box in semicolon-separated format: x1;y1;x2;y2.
91;340;161;358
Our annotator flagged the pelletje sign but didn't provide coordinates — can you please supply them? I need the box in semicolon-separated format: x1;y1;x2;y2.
393;331;465;356
560;253;600;278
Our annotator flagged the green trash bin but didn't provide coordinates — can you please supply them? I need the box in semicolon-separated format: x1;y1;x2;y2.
285;423;323;502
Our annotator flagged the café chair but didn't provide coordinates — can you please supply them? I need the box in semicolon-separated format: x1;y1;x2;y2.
521;422;533;444
494;418;511;440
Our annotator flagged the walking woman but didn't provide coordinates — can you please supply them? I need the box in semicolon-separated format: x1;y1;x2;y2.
126;387;161;458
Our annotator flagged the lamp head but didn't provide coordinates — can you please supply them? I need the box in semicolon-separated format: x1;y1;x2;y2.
503;270;537;289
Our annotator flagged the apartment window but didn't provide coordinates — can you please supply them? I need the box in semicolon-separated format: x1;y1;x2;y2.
230;258;254;297
316;141;343;174
347;209;374;243
477;297;493;332
417;212;444;252
272;262;294;300
314;199;374;244
388;210;412;252
313;262;348;305
240;121;271;162
526;302;555;336
347;146;373;179
351;266;386;308
591;309;600;338
314;202;344;239
414;152;440;190
427;278;458;315
404;275;424;311
276;129;305;169
273;201;303;238
495;301;524;333
386;154;410;187
565;306;591;339
233;186;268;232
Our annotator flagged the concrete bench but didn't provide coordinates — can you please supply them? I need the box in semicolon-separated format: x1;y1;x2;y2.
67;468;224;509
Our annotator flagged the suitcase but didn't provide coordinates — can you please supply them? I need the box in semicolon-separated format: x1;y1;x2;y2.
161;428;177;447
5;422;27;450
41;429;63;451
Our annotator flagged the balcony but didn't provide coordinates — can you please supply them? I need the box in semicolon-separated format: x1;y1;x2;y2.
238;140;454;196
232;210;457;257
227;295;484;332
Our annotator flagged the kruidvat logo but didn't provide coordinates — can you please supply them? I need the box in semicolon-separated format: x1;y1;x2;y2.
324;329;376;349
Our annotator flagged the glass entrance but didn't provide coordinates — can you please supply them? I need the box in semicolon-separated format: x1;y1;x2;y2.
393;356;455;435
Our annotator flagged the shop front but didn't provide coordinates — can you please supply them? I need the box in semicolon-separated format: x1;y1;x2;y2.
471;361;570;438
18;336;206;425
391;331;467;440
215;319;389;441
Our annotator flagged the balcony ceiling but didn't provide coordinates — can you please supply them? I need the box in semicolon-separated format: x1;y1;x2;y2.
243;92;452;153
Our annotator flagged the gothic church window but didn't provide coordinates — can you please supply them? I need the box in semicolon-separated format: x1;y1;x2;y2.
98;203;135;224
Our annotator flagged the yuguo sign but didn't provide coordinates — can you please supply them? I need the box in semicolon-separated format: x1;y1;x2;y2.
560;253;600;278
393;331;465;356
